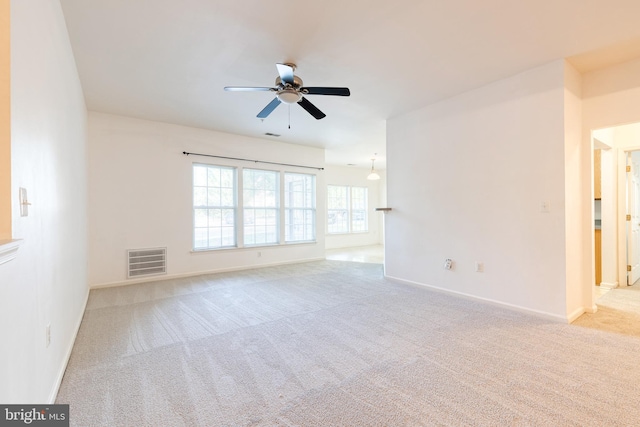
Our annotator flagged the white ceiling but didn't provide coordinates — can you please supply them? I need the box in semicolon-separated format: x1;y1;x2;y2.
59;0;640;169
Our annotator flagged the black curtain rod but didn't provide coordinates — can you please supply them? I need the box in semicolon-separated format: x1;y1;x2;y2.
183;151;324;171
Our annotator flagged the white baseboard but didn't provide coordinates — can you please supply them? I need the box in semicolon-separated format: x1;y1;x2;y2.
566;307;587;323
48;286;90;404
599;282;618;289
385;274;572;323
91;257;326;289
584;304;598;314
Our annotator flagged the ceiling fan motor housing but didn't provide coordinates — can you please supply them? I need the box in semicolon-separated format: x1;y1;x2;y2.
275;75;304;104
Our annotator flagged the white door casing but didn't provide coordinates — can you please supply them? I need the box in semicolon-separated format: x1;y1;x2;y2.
626;152;640;285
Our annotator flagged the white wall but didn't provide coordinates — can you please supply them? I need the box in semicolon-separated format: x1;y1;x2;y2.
563;62;588;319
0;0;88;403
88;112;326;287
386;60;571;320
582;57;640;132
324;165;384;249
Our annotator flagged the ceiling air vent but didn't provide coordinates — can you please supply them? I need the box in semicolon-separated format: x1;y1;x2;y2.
127;247;166;279
264;132;281;137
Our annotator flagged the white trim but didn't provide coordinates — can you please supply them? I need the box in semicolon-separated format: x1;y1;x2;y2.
0;239;22;266
47;286;90;404
599;281;618;289
190;240;318;254
385;274;572;323
584;304;598;314
566;307;586;323
90;256;325;289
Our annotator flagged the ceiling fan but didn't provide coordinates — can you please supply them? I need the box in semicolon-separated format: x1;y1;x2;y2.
224;63;350;120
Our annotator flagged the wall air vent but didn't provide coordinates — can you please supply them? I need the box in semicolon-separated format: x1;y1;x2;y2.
127;247;167;279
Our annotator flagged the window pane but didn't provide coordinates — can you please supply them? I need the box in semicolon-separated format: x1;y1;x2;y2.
194;208;208;227
243;169;279;245
208;227;222;247
328;185;348;209
194;166;207;186
221;169;233;188
328;185;349;233
285;173;316;242
193;165;237;249
221;189;234;207
328;209;349;233
209;209;220;227
193;187;207;207
351;187;368;232
208;188;221;206
208;168;220;187
194;228;207;249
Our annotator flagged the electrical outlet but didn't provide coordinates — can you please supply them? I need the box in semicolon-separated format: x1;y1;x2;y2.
46;323;51;348
444;259;453;270
475;261;484;273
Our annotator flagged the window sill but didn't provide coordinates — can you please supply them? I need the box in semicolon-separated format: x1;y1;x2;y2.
191;241;317;254
0;239;22;266
326;231;370;236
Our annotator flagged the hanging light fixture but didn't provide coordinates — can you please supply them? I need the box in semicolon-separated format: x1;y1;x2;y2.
367;156;380;180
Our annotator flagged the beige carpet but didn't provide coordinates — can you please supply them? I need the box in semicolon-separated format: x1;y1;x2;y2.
57;261;640;426
573;285;640;337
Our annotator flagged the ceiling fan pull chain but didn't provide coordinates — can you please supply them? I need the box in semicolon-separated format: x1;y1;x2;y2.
288;105;291;129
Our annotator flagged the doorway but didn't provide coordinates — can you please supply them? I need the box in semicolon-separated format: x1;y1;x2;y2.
592;122;640;295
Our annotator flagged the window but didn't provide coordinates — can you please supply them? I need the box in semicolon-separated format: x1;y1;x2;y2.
327;185;368;234
327;185;349;234
285;173;316;242
350;186;368;232
192;164;318;250
193;165;236;250
243;168;279;245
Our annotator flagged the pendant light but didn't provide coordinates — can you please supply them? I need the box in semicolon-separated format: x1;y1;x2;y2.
367;156;380;180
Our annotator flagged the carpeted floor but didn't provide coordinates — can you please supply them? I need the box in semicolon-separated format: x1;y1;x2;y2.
57;261;640;426
573;284;640;337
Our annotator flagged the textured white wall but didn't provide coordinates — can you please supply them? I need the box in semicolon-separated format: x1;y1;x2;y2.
324;165;384;249
88;112;326;287
0;0;88;403
385;60;570;319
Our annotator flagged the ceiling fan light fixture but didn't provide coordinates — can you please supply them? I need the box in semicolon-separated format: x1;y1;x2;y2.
277;89;301;104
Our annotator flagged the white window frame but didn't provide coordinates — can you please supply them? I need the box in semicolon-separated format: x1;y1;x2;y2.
243;168;280;246
327;185;369;234
350;186;368;233
192;164;237;250
192;163;318;251
284;172;316;243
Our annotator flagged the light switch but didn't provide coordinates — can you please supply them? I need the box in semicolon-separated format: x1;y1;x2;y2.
540;200;550;213
19;187;31;217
